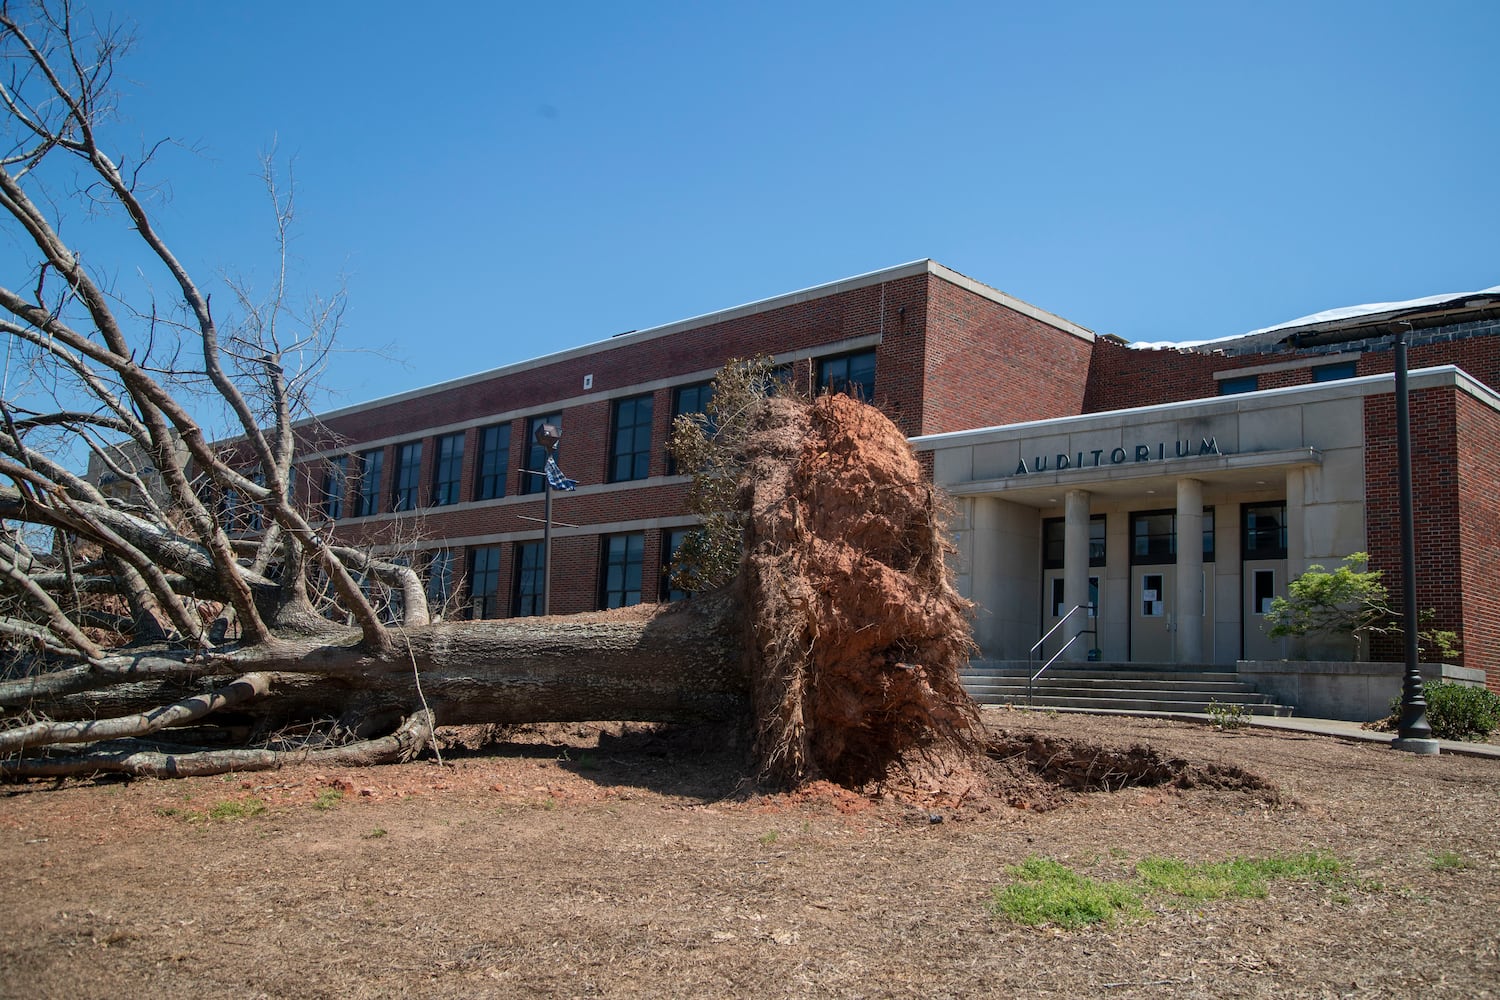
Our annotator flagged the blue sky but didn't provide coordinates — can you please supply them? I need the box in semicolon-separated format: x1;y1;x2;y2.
69;0;1500;412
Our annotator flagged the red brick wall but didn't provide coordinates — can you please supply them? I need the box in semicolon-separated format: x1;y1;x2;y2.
1085;331;1500;413
1455;392;1500;691
292;273;932;615
1083;340;1250;411
921;278;1093;433
301;275;928;449
1362;387;1465;668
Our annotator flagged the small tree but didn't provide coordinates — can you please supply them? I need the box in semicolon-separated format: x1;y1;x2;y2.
1265;553;1458;661
665;357;783;595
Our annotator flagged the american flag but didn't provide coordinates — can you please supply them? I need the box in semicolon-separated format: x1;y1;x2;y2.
545;456;578;491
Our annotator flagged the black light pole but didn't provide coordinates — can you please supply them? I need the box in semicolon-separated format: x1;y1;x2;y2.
1392;323;1439;753
535;423;562;616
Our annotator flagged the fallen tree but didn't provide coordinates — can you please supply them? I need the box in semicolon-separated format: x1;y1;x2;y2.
0;3;981;787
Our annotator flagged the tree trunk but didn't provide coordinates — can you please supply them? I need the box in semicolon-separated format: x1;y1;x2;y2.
1;599;746;778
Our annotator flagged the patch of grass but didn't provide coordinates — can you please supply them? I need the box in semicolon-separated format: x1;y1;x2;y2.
991;851;1351;929
1136;852;1343;901
990;857;1146;929
208;798;267;821
759;829;780;846
312;788;344;811
363;828;388;840
158;797;265;823
1430;850;1469;872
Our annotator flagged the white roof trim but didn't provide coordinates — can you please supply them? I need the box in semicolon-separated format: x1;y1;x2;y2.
308;260;1092;424
911;365;1498;450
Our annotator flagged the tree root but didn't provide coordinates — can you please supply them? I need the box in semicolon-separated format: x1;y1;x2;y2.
0;708;435;780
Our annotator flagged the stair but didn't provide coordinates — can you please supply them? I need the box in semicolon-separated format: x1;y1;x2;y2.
961;661;1294;717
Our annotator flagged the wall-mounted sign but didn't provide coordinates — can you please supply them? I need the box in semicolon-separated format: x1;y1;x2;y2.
1014;437;1223;476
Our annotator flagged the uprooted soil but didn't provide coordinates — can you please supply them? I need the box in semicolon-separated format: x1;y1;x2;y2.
3;710;1497;999
742;393;979;789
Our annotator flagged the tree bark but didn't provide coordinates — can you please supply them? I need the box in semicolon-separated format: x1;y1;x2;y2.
1;599;746;779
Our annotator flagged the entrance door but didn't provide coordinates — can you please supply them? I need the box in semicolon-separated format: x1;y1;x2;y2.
1040;572;1099;661
1242;561;1287;660
1131;568;1174;662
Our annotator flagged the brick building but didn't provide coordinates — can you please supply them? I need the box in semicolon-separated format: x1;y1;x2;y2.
292;260;1500;706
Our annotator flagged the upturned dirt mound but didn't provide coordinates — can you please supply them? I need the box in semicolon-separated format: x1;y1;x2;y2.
740;393;980;790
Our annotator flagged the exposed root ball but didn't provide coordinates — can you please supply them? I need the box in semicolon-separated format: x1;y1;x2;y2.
742;394;980;789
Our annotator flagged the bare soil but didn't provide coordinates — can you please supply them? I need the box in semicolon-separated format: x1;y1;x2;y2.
2;710;1497;999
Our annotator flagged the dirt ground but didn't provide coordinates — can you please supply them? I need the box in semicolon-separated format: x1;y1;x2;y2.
2;710;1497;1000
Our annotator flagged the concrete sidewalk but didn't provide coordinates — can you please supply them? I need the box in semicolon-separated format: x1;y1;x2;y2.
984;705;1500;760
1240;713;1500;759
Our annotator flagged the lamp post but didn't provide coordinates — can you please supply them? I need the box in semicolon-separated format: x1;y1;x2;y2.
535;422;562;616
1391;324;1439;754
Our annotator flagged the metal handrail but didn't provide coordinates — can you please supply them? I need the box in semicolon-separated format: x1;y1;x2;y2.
1029;603;1095;707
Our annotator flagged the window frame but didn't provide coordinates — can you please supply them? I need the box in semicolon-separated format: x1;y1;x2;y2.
1218;374;1258;395
468;546;501;620
512;541;544;617
320;455;347;520
354;448;383;518
1242;501;1288;559
668;382;713;475
430;432;464;507
1042;515;1107;569
391;440;422;511
599;532;645;610
1313;361;1357;383
660;527;694;602
522;413;562;496
473;423;512;501
817;349;876;401
609;393;655;483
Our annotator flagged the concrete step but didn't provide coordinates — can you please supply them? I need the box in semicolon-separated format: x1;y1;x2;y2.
961;674;1255;691
964;683;1271;705
959;660;1294;717
979;696;1292;717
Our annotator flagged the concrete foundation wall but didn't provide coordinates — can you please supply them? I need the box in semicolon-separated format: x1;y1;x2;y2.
1237;660;1486;722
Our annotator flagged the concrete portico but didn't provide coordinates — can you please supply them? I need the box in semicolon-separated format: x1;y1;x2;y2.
914;370;1478;667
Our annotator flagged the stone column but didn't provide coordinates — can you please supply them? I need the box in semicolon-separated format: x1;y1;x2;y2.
1175;478;1204;663
1063;489;1092;662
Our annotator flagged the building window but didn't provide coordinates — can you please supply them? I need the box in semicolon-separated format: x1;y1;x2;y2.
1041;515;1106;569
425;549;454;612
522;413;562;495
474;423;511;501
468;546;501;620
227;469;264;533
599;532;644;609
1052;576;1102;618
1131;511;1176;563
431;433;464;506
1140;573;1166;616
818;349;876;401
668;383;713;475
513;541;544;617
1218;375;1258;395
1130;509;1215;564
392;441;422;511
1313;362;1357;383
661;527;694;602
1243;501;1288;559
320;456;347;520
354;448;383;517
609;394;654;483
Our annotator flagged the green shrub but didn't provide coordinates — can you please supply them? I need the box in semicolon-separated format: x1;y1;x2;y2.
1391;682;1500;741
